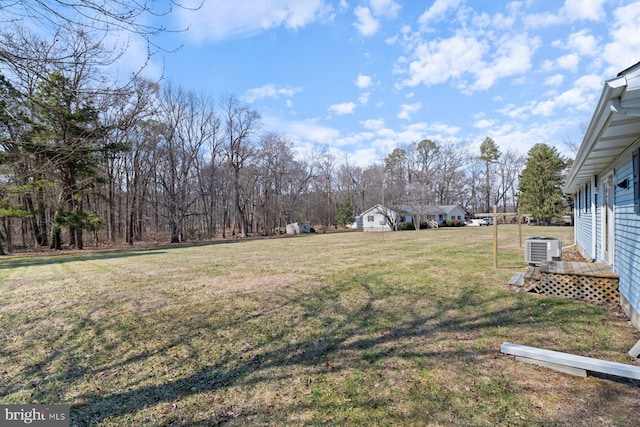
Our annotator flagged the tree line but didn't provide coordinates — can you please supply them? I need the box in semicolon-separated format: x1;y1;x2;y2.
1;23;572;253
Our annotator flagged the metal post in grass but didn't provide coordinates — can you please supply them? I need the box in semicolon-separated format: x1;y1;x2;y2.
474;208;518;268
493;205;498;268
518;213;523;248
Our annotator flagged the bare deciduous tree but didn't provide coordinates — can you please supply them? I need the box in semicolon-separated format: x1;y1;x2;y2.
221;95;260;238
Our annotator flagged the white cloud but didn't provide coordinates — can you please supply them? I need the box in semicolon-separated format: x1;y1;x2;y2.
474;119;495;129
529;74;601;116
556;54;580;72
428;122;460;135
467;33;539;92
355;74;373;89
361;118;385;130
347;147;384;167
385;34;399;45
540;59;554;72
566;30;600;56
289;120;342;146
399;31;538;93
530;99;557;116
524;13;562;27
399;34;487;88
243;84;302;103
418;0;463;26
369;0;401;19
544;74;565;86
328;102;357;115
603;2;640;75
175;0;332;41
497;103;530;121
358;92;371;105
562;0;606;21
397;102;421;120
354;6;380;36
260;114;344;152
525;0;606;27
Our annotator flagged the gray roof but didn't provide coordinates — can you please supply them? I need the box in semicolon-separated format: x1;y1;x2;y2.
387;204;465;216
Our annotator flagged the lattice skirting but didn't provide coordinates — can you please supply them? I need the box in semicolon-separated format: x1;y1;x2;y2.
532;273;619;304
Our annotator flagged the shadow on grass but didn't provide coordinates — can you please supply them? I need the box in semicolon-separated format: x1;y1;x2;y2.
0;236;284;270
0;238;255;270
0;248;167;269
2;272;636;426
73;289;628;423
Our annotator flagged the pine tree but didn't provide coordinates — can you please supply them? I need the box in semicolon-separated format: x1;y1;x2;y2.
31;71;113;249
479;137;501;212
518;143;567;224
335;199;354;227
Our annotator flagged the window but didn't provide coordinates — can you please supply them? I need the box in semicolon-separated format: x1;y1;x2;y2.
585;182;591;213
367;215;375;222
633;148;640;213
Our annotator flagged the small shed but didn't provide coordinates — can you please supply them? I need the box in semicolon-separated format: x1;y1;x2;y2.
286;222;310;235
286;222;300;235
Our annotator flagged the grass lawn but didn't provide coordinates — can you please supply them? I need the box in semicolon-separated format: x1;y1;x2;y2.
1;225;639;426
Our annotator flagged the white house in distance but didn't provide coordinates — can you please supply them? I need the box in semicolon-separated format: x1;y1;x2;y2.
358;204;396;231
564;61;640;329
353;204;466;231
413;204;466;224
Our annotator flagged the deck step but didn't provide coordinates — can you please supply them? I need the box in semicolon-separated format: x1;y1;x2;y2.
508;272;525;286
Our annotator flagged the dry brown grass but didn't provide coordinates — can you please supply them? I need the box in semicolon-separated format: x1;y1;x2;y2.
1;225;639;426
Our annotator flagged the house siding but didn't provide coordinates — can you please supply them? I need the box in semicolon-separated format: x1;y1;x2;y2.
576;186;594;259
564;62;640;330
614;161;640;316
576;212;593;258
360;204;394;232
442;206;466;222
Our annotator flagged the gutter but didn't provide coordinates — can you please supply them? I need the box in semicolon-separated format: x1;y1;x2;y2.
610;98;640;116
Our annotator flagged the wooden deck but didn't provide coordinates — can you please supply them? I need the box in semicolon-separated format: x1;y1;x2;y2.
539;261;619;278
510;261;619;304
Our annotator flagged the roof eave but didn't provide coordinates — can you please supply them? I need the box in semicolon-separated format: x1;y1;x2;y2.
564;75;628;194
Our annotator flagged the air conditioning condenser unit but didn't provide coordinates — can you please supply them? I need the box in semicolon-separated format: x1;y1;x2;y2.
525;237;562;264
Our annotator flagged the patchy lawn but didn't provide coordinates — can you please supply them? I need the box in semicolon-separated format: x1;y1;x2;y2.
1;225;639;426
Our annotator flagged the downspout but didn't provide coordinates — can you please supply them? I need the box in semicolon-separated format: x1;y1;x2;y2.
565;195;579;250
591;175;597;259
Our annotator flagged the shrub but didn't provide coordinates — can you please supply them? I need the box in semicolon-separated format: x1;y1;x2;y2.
399;222;415;230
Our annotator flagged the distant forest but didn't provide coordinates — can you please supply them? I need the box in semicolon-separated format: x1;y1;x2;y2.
0;27;528;253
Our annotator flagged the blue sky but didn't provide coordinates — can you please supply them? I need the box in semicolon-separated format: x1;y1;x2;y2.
126;0;640;166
